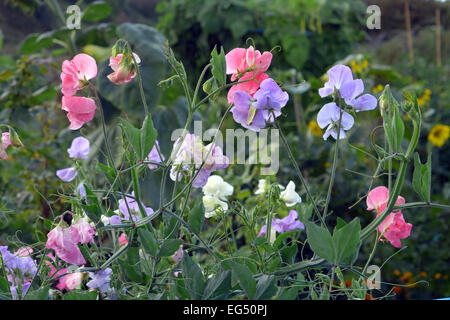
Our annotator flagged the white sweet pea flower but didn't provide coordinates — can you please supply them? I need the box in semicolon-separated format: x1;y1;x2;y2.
202;175;234;200
100;215;110;226
203;194;228;218
280;181;302;207
254;179;267;195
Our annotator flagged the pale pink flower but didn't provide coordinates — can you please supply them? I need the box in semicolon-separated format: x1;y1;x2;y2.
60;53;97;96
107;53;141;85
46;225;86;265
172;245;184;264
366;186;412;248
70;218;95;244
61;96;97;130
0;132;13;160
15;246;33;257
57;272;83;291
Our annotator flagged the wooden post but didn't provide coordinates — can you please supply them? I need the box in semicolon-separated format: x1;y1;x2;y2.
405;1;414;64
436;8;441;67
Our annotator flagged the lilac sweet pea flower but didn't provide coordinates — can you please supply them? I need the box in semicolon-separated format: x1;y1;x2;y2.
258;210;305;237
76;183;86;198
118;192;154;221
67;137;90;159
56;167;77;182
317;102;354;140
87;268;113;293
170;134;229;188
0;246;37;300
146;140;165;169
231;78;289;132
273;210;305;233
319;64;377;112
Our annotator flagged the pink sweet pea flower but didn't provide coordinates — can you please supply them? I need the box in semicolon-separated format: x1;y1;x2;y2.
60;53;97;96
227;70;269;105
46;225;86;265
107;53;141;85
118;233;128;247
57;272;83;291
226;46;272;81
0;132;13;160
70;218;95;244
61;96;97;130
366;186;412;248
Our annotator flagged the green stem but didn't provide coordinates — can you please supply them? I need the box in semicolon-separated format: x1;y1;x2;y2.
275;119;324;226
323;97;343;219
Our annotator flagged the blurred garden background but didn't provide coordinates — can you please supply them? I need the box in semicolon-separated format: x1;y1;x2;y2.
0;0;448;299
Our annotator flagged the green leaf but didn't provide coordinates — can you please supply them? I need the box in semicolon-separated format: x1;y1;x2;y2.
188;199;205;234
280;245;298;265
138;228;159;256
0;29;3;52
158;239;183;257
140;114;157;160
210;45;226;86
305;222;334;264
412;153;432;202
64;290;97;300
230;262;256;299
24;285;50;300
21;33;53;54
254;275;277;300
120;118;142;157
202;270;231;300
96;162;116;184
182;254;205;299
83;1;112;22
332;218;361;264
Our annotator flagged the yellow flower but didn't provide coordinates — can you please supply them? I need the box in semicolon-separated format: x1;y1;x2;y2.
324;162;330;168
428;124;450;147
419;271;427;278
435;273;442;280
372;84;384;94
350;59;369;74
362;59;369;69
424;89;431;96
400;271;413;281
308;120;322;137
393;270;401;276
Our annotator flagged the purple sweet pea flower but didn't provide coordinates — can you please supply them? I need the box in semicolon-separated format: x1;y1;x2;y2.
319;64;377;112
318;65;354;98
87;268;113;293
118;192;154;221
231;78;289;132
76;183;86;198
274;210;305;233
0;246;37;300
56;167;77;182
109;215;122;225
258;210;304;237
146;140;165;169
317;102;354;140
67;137;90;159
339;79;377;112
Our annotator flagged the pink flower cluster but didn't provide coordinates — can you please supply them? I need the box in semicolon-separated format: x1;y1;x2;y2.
46;215;95;265
226;46;272;105
366;186;413;248
60;54;98;130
